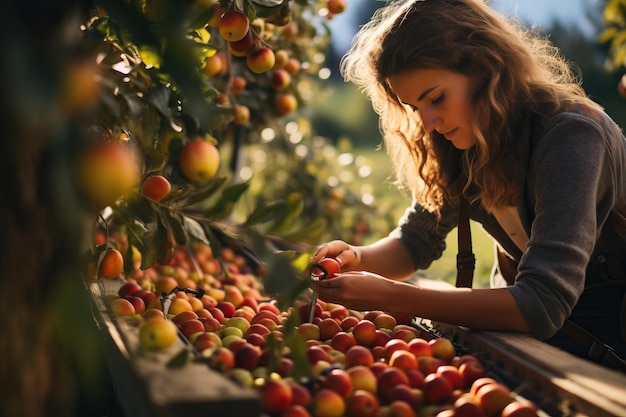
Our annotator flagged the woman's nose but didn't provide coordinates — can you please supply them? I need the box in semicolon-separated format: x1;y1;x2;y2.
420;110;441;133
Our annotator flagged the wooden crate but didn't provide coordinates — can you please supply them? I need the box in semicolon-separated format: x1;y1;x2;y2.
88;278;261;417
414;277;626;417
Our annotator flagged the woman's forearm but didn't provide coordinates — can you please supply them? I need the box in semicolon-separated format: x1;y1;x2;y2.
384;281;531;333
355;237;416;280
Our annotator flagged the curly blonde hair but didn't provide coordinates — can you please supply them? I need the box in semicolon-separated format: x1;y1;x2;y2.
341;0;601;213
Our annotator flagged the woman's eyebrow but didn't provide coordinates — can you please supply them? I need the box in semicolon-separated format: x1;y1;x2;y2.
418;85;439;101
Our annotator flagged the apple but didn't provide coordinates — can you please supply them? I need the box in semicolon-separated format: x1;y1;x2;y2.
271;68;291;90
100;248;124;279
436;365;464;390
391;328;416;343
474;382;514;417
283;404;312;417
389;349;418;371
469;377;500;397
177;318;204;339
327;0;347;15
459;359;486;387
193;332;220;353
322;368;353;398
373;313;397;331
369;361;389;377
404;368;425;390
230;75;247;95
251;309;281;326
118;281;142;298
258;379;293;415
143;308;165;320
312;257;341;279
347;365;377;394
76;140;141;209
225;316;251;334
307;345;331;365
258;301;280;315
275;93;298;115
110;297;135;316
341;315;360;331
453;395;485;417
155;276;178;296
298;322;321;341
218;10;249;42
246;46;275;74
208;346;235;372
216;301;236;318
372;329;392;348
330;305;350;322
346;389;379;417
386;400;417;417
171;310;199;325
231;104;250;126
384;339;410;362
352;320;377;347
387;385;424;410
422;373;453;405
377;367;410;403
168;298;193;315
284;58;301;76
291;382;312;407
500;400;540;417
331;331;357;353
319;317;343;341
228;29;254;57
135;289;157;307
311;388;346;417
179;139;220;183
123;295;145;315
138;317;178;349
234;343;261;370
208;307;226;323
408;338;433;358
141;174;171;202
428;338;456;362
244;323;271;338
343;345;374;368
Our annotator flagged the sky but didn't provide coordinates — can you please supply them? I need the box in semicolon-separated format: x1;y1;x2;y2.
328;0;598;54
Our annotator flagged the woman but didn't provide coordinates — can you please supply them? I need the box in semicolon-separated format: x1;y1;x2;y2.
312;0;626;369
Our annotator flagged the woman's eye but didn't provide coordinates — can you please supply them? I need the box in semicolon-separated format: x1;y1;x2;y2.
432;94;444;105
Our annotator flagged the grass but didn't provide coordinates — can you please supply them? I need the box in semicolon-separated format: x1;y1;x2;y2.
357;146;494;288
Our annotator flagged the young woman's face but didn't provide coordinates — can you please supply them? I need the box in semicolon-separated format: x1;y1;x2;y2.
387;68;478;150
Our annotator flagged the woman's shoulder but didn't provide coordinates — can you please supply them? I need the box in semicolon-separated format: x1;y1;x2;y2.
538;104;622;137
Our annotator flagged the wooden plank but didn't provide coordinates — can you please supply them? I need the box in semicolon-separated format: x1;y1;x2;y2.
87;279;261;417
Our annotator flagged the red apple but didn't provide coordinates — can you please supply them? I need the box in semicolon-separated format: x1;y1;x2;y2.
453;395;485;417
110;297;135;316
118;281;142;298
347;365;377;394
341;315;360;331
459;359;486;387
501;400;540;417
307;345;331;365
436;365;464;390
275;93;298;115
344;345;374;368
389;349;418;371
228;29;253;57
291;382;312;407
384;339;410;362
405;369;425;389
178;318;205;338
218;10;249;42
369;361;389;377
331;331;357;353
387;384;424;410
142;175;171;202
123;295;146;314
386;400;417;417
377;367;410;403
346;389;379;417
100;248;124;279
319;317;343;341
311;388;346;417
283;404;312;417
322;368;353;398
330;305;350;322
408;338;433;358
422;373;453;405
474;383;514;417
271;68;291;90
234;342;262;370
246;46;275;74
216;301;236;318
352;320;377;347
259;379;293;415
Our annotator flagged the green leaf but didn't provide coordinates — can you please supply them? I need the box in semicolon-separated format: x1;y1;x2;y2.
250;0;285;7
281;216;328;244
166;348;191;368
203;182;250;220
183;216;210;245
175;176;228;207
244;200;290;226
146;85;172;119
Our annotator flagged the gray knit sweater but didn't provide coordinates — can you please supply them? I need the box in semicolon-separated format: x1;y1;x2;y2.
391;105;626;341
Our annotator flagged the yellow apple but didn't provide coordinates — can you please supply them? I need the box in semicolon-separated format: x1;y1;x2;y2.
179;139;220;183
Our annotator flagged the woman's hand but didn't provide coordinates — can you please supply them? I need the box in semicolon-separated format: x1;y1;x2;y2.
311;240;361;271
314;271;397;312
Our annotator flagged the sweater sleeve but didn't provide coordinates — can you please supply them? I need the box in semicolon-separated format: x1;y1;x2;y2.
389;200;458;270
508;111;618;340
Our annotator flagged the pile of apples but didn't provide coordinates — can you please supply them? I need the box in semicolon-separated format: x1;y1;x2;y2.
102;242;541;417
